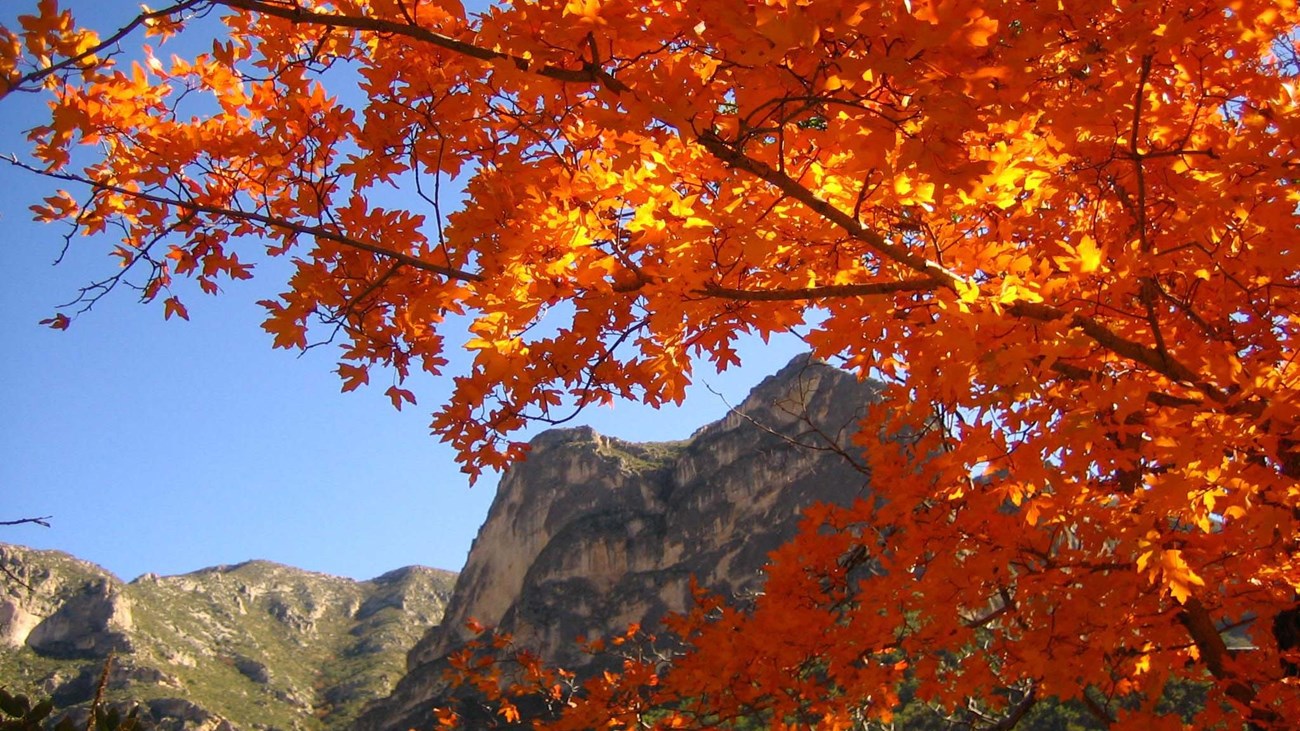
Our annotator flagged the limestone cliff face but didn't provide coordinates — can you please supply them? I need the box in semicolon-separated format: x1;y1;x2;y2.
358;356;878;731
0;546;456;731
0;549;128;657
24;578;135;660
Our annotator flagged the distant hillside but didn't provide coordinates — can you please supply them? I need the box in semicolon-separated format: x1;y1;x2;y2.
0;544;456;731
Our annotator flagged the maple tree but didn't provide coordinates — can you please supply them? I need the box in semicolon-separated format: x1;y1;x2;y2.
5;0;1300;726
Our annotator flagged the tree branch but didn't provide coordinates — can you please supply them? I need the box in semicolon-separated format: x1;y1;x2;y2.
1178;595;1281;728
985;683;1036;731
0;564;31;592
1080;689;1114;728
216;0;628;91
692;132;1229;406
0;516;52;527
1006;300;1227;403
696;130;960;284
1;517;52;591
4;158;483;283
699;278;937;301
0;1;208;102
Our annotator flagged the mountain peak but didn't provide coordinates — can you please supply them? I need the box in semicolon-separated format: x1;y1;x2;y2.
359;356;880;731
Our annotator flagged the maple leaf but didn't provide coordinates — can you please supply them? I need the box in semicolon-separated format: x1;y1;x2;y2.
1158;549;1206;605
384;385;416;411
336;363;369;392
162;296;189;321
29;190;78;221
495;699;520;724
38;313;70;330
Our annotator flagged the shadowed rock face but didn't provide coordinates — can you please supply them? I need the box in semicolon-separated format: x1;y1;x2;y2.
358;356;880;731
25;579;135;659
0;546;457;731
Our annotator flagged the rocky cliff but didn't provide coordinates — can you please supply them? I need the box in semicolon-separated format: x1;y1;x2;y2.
357;356;879;731
0;546;456;731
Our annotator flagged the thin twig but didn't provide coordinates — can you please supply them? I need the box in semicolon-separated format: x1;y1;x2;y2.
0;516;52;527
3;157;483;283
0;1;207;101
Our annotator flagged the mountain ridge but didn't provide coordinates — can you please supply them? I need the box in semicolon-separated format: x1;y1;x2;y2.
0;543;456;731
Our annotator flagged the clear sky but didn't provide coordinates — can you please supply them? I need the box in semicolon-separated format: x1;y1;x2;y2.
0;1;808;582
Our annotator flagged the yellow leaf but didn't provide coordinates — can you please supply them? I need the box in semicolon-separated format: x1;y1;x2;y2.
1024;501;1041;526
1076;236;1102;274
1136;549;1154;574
893;175;913;196
956;279;980;304
1159;549;1205;604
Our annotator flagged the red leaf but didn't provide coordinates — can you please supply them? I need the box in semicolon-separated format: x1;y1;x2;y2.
385;385;416;410
163;296;189;321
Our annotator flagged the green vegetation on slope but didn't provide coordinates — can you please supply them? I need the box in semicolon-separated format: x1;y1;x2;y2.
1;545;456;731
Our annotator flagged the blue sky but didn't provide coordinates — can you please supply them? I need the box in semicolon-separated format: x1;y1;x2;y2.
0;1;808;581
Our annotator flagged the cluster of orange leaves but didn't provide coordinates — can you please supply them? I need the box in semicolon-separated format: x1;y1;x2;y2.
6;0;1300;726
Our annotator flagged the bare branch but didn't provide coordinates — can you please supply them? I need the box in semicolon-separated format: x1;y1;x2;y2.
0;517;51;591
0;516;52;527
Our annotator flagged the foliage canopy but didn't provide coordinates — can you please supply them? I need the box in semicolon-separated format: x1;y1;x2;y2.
5;0;1300;727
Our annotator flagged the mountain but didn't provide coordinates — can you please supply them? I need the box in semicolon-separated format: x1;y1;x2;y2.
0;546;456;731
356;355;879;731
0;355;882;731
3;357;1212;731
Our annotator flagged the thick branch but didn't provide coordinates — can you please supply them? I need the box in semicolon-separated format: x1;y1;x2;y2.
696;130;960;284
1179;596;1279;727
1080;690;1114;728
985;684;1036;731
693;133;1229;405
1005;301;1227;403
216;0;627;90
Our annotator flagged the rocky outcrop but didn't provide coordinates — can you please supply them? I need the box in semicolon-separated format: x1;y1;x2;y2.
0;546;457;731
25;579;134;659
0;599;42;649
358;355;879;731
